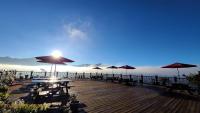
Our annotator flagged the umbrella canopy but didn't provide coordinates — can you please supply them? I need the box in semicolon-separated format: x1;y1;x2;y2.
93;67;102;70
107;66;118;69
37;60;66;65
119;65;136;75
161;62;197;77
119;65;136;69
93;67;102;74
162;62;197;68
35;56;74;64
107;66;118;74
35;55;74;77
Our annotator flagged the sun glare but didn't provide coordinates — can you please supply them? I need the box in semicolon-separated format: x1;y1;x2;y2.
51;50;62;59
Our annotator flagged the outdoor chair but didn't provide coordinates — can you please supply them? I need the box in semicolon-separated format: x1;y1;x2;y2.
113;77;119;83
167;83;194;95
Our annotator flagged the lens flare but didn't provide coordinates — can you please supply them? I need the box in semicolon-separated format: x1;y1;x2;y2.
51;50;62;59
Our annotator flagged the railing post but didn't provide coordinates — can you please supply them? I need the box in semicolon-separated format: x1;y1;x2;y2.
44;72;47;77
83;72;85;79
75;72;77;79
66;72;68;78
112;74;114;82
155;75;158;85
174;77;177;83
30;71;33;79
120;74;123;83
140;75;143;84
129;75;132;81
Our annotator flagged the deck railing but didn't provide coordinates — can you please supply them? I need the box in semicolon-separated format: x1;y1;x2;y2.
12;71;188;83
0;71;196;88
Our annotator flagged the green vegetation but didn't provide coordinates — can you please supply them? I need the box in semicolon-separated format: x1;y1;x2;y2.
0;99;50;113
1;75;15;86
0;84;50;113
10;102;50;113
0;93;9;102
0;85;10;113
187;73;200;94
0;85;9;102
0;85;8;93
186;73;200;85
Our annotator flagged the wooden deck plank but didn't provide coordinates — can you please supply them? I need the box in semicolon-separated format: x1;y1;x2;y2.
70;80;200;113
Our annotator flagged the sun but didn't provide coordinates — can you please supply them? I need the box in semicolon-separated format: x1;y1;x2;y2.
51;50;62;59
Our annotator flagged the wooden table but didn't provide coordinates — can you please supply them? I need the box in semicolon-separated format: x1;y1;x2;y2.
31;77;73;101
32;78;71;83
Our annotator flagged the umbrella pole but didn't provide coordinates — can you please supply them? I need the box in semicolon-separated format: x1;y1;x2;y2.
54;64;57;77
50;64;53;77
177;68;180;78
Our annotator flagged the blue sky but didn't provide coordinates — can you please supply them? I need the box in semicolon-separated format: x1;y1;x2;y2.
0;0;200;66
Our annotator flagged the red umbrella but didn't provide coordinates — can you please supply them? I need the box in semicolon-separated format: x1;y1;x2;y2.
35;55;74;76
37;60;66;64
161;62;197;77
119;65;136;75
107;66;118;74
35;56;74;64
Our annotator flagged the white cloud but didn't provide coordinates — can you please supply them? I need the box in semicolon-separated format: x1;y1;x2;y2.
1;64;199;77
63;19;91;40
67;27;86;39
0;57;199;76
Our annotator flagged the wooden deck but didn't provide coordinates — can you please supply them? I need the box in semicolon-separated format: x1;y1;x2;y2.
70;80;200;113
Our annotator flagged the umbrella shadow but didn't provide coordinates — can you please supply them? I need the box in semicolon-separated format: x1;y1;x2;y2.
21;94;88;113
70;102;87;113
10;83;34;94
10;86;30;94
